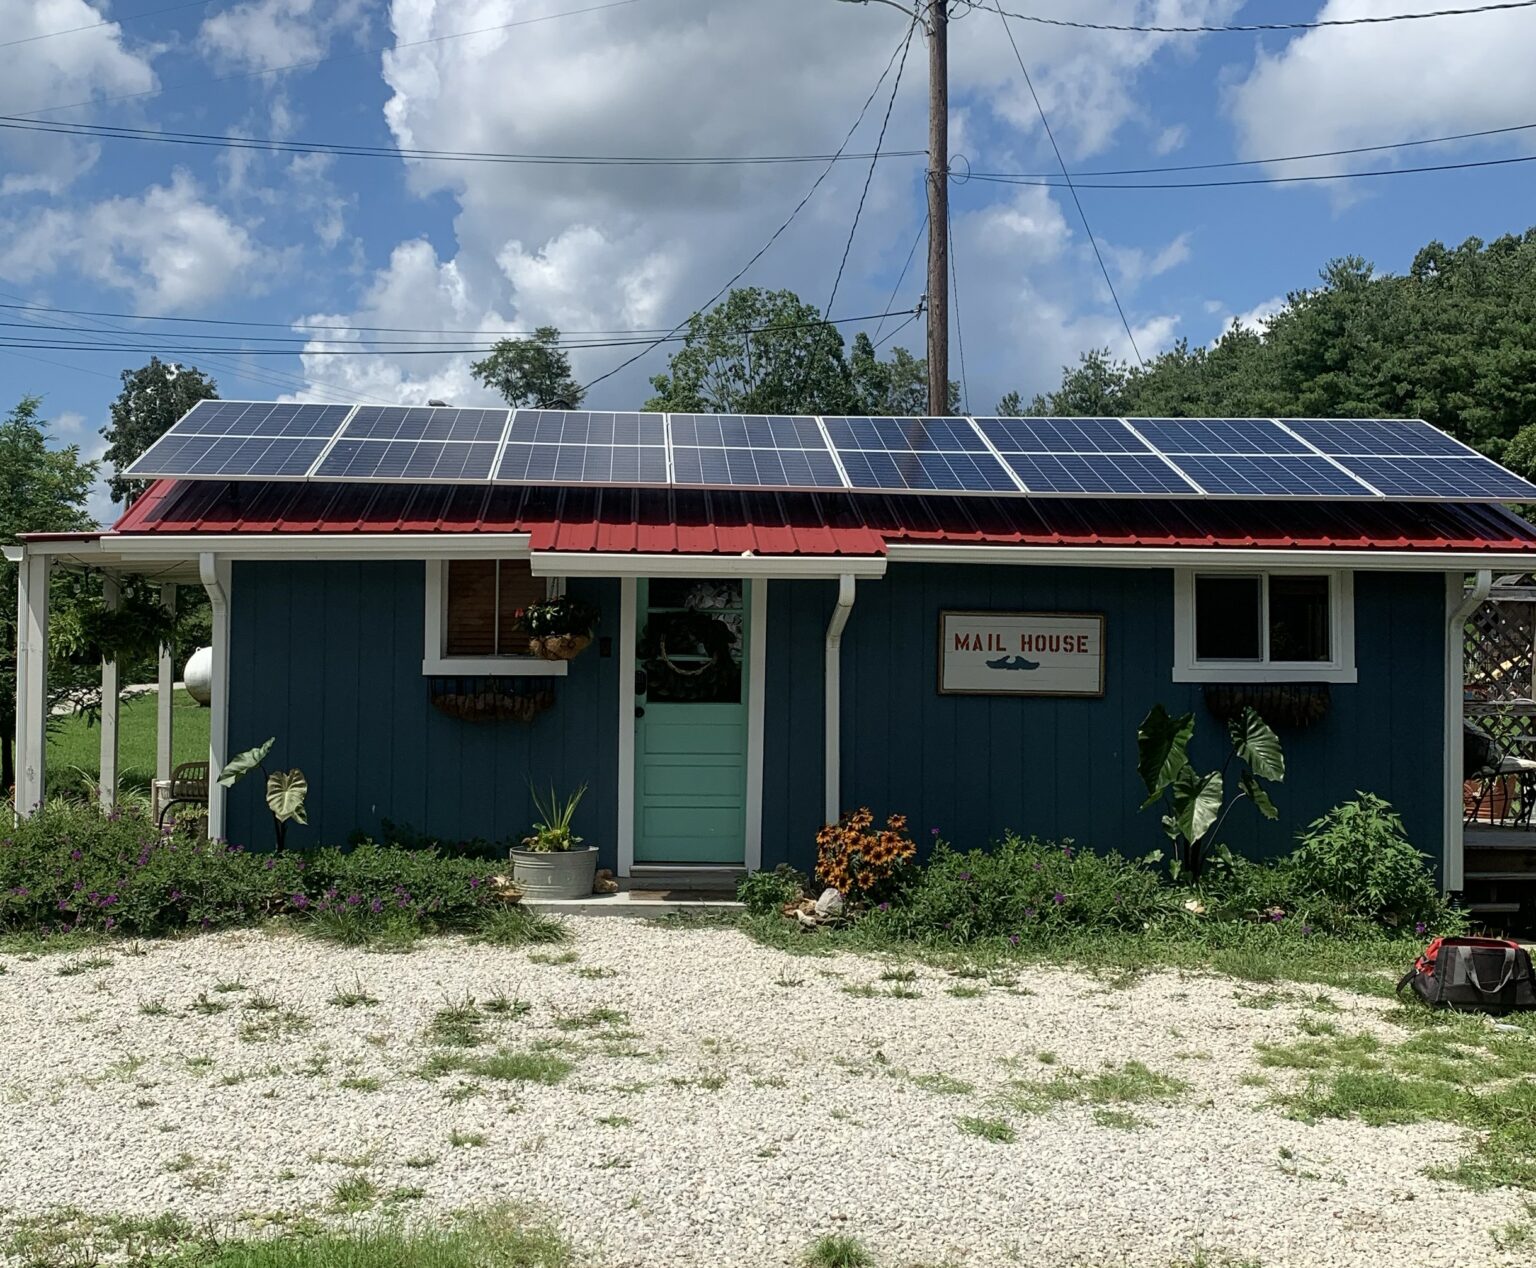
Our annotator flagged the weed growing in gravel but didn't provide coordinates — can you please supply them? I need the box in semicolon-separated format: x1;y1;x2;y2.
879;967;917;982
191;993;229;1016
444;1082;482;1103
239;1010;312;1044
803;1234;873;1268
340;1075;383;1092
56;955;113;976
329;976;379;1008
299;1051;331;1078
597;1114;633;1127
1493;1201;1536;1252
529;950;578;966
841;983;878;998
553;1007;628;1032
428;997;486;1048
483;990;531;1018
213;979;246;994
138;998;172;1017
329;1175;378;1214
185;1055;215;1072
422;1049;573;1086
448;1129;486;1148
1093;1108;1146;1130
884;982;921;999
946;984;984;998
958;1115;1016;1143
0;1209;193;1266
163;1151;228;1191
1006;1061;1188;1115
909;1072;973;1095
574;966;617;979
242;992;280;1013
404;1154;438;1168
474;908;571;947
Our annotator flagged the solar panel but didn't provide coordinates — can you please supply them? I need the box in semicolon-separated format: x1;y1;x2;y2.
125;401;354;479
1168;454;1376;498
826;416;1018;493
313;439;500;482
977;417;1150;454
339;406;507;443
126;402;1536;504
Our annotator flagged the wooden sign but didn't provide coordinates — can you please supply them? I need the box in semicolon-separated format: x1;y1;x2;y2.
939;611;1105;697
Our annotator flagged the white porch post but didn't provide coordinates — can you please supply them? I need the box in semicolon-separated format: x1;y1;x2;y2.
15;551;50;817
616;577;637;878
200;553;231;841
156;583;177;785
1445;569;1492;896
98;575;121;812
824;575;857;825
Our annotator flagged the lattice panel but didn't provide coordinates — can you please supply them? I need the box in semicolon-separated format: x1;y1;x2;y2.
1467;596;1536;701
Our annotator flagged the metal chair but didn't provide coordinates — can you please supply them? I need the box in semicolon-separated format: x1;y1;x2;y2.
156;760;210;829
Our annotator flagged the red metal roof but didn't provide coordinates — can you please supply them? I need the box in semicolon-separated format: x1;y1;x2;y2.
108;478;1536;556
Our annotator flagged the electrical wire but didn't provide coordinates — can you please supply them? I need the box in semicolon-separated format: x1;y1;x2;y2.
827;19;916;317
992;0;1536;34
578;17;921;396
0;116;928;169
0;0;219;50
994;6;1143;365
873;212;928;343
15;0;645;118
873;306;922;352
966;150;1536;189
969;118;1536;180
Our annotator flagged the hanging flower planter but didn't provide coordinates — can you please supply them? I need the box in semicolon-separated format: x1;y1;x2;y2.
429;677;556;722
1202;683;1332;730
516;595;600;662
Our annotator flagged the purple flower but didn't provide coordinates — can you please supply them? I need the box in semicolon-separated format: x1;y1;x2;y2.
104;918;115;931
169;889;182;901
69;849;82;861
1031;861;1042;872
56;899;69;911
877;901;891;912
1052;891;1066;906
958;871;972;881
1024;907;1037;919
10;886;28;897
264;858;276;870
1300;924;1313;936
468;877;483;889
369;898;383;913
930;827;940;837
1415;921;1428;936
1007;934;1020;947
346;894;360;907
1061;845;1074;859
290;893;310;910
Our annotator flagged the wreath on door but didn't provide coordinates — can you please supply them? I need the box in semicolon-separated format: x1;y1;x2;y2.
640;609;740;701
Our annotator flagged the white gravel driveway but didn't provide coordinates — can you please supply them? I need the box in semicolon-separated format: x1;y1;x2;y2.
0;917;1528;1268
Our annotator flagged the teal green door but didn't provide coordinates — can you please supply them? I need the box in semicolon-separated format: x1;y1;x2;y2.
634;579;748;865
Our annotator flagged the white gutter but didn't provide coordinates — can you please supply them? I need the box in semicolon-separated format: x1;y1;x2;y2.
886;543;1536;572
105;533;536;561
199;553;231;843
1444;568;1492;896
825;575;857;825
536;552;887;580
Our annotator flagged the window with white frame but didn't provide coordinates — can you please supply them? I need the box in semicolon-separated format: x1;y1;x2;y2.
422;559;567;675
1172;569;1356;683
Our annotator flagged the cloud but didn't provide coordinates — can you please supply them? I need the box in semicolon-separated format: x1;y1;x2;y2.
0;172;264;310
294;0;1233;411
0;0;158;192
199;0;370;72
1225;0;1536;176
1153;124;1188;155
1105;231;1192;291
1216;293;1287;338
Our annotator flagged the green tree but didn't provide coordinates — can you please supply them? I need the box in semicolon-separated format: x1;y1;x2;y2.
0;397;98;790
849;332;958;414
646;289;857;414
103;358;219;504
470;328;584;409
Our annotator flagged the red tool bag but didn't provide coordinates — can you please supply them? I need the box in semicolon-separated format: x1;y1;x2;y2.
1397;936;1536;1013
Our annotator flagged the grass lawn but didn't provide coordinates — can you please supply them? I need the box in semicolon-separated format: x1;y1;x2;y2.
46;691;210;797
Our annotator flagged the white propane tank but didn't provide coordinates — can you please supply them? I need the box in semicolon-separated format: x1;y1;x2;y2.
184;646;214;706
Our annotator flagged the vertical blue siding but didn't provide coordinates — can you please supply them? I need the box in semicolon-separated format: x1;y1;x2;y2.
766;565;1446;873
227;561;619;864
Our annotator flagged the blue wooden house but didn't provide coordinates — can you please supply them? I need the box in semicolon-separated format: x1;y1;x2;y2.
13;405;1536;906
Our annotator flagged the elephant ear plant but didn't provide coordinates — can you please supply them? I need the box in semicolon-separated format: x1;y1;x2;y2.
1137;704;1285;881
218;737;308;851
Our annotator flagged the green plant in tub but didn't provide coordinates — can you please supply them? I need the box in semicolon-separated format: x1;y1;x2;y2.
521;782;588;853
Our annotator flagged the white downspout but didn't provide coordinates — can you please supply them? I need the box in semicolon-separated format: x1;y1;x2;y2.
1445;568;1492;896
824;574;857;825
200;553;231;843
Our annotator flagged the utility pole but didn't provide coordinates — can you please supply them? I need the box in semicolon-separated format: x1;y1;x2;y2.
924;0;949;416
837;0;949;414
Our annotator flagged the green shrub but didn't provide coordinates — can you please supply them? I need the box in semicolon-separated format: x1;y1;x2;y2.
0;804;507;940
1285;794;1450;931
737;864;808;916
865;834;1171;944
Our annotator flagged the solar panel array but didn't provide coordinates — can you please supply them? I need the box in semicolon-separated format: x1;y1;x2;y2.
122;402;1536;503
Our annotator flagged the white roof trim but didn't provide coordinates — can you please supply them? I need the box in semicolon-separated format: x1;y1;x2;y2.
533;551;887;579
884;542;1536;571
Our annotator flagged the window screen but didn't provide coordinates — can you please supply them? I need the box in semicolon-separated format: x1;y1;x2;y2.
1194;576;1261;661
1268;575;1330;662
444;560;545;657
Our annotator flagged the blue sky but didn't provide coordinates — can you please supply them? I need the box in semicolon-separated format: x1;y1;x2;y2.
2;0;1534;522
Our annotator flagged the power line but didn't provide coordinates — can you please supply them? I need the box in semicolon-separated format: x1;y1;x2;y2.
873;305;923;352
873;212;928;343
992;0;1536;34
827;20;917;317
970;118;1536;180
0;308;918;357
0;115;928;169
0;0;218;50
994;5;1142;366
578;18;921;397
15;0;645;118
966;150;1536;190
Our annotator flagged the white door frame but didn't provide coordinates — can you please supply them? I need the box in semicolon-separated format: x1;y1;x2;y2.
616;575;765;877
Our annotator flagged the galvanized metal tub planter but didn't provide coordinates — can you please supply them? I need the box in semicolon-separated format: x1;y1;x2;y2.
509;846;599;899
